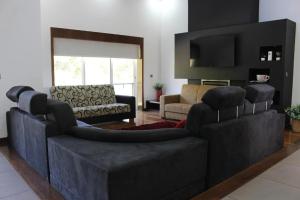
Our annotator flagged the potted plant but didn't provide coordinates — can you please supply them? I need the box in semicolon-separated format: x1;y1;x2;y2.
286;105;300;132
153;83;164;102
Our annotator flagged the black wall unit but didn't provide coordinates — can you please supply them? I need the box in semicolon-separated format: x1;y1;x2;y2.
175;19;296;112
188;0;259;32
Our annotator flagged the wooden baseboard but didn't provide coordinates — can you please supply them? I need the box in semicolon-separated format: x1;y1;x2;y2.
0;137;8;146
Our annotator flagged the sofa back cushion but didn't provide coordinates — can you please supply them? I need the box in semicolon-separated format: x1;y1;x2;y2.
84;85;116;106
50;85;116;108
50;86;88;108
180;84;199;104
202;86;246;110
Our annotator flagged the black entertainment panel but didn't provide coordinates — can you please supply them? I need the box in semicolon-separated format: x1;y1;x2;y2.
188;0;259;32
190;35;236;67
175;19;296;112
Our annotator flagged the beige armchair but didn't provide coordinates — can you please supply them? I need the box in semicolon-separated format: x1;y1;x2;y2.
160;84;217;120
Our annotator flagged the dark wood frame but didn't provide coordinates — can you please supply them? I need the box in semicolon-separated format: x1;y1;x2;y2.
50;27;144;108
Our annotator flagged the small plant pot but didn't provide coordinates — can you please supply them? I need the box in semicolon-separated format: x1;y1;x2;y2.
156;90;162;102
291;119;300;132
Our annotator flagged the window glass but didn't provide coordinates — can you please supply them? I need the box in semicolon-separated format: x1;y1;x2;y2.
112;58;136;84
84;57;110;85
54;56;83;86
54;57;136;96
114;84;134;96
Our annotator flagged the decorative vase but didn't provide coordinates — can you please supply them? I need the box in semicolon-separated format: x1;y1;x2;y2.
156;89;162;102
292;119;300;132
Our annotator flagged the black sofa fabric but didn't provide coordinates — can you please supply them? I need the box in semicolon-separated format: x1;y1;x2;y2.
6;84;285;200
7;107;57;179
187;110;284;187
6;86;34;102
68;127;190;142
202;86;246;110
48;135;207;200
186;85;284;187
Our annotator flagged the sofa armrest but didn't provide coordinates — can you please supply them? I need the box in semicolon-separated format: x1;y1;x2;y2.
67;126;190;142
160;94;180;118
115;95;136;118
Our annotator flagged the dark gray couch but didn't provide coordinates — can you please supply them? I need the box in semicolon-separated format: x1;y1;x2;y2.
6;84;285;200
186;84;284;187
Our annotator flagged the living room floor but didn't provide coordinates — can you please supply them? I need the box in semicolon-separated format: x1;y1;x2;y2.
1;110;300;200
0;153;39;200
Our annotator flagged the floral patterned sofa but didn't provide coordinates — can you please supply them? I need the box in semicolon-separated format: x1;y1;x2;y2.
50;85;136;124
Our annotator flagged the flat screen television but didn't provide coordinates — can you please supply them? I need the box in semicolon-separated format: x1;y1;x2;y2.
190;35;236;67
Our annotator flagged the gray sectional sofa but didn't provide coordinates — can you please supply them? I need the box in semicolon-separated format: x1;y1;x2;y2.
6;84;285;200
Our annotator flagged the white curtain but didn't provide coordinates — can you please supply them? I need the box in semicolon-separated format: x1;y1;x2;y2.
54;38;140;59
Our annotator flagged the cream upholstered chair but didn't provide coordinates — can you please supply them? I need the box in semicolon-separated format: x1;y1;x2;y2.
160;84;217;120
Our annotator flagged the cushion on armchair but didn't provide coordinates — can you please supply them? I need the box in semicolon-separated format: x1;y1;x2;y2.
180;84;200;104
50;85;116;108
50;86;88;108
73;103;130;119
165;103;192;114
84;85;116;105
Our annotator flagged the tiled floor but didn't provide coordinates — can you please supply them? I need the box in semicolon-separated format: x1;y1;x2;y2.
0;153;39;200
223;149;300;200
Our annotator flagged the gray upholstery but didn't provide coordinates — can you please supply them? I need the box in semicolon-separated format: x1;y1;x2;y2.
245;84;275;103
202;86;246;110
46;99;77;133
68;127;190;142
7;108;57;179
188;110;285;187
6;86;34;102
186;84;284;187
48;135;208;200
6;84;285;199
19;91;47;115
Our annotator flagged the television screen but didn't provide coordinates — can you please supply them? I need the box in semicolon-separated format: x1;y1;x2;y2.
190;35;236;67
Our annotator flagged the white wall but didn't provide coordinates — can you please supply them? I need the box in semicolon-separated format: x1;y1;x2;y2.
0;0;43;138
160;0;188;94
260;0;300;104
40;0;162;100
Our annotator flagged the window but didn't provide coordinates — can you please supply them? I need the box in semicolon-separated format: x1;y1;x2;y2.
54;56;137;96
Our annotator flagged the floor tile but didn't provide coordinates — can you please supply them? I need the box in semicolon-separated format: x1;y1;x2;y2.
221;197;234;200
228;177;300;200
260;162;300;189
0;171;27;188
0;181;30;198
281;150;300;165
0;155;39;199
0;162;14;174
1;190;39;200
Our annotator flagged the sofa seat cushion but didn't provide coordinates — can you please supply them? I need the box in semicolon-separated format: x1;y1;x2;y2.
165;103;192;114
48;135;207;200
73;103;130;119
